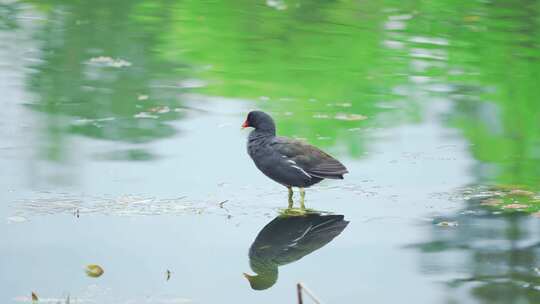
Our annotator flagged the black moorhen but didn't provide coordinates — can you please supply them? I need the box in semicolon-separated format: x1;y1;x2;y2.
242;111;348;208
244;212;349;290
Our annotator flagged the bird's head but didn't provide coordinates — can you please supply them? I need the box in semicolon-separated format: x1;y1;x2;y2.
243;272;278;290
242;111;276;134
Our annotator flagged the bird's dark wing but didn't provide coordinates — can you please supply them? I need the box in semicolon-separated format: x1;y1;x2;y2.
270;137;349;179
272;215;349;265
249;214;349;268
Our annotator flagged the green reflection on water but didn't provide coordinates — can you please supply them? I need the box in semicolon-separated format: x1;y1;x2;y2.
161;0;403;155
440;0;540;188
411;196;540;304
23;0;193;156
13;0;540;187
10;0;539;190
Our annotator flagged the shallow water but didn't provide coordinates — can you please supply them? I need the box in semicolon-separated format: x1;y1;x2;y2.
1;0;539;303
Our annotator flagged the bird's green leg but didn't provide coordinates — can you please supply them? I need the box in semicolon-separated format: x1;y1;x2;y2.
299;188;306;209
287;186;294;209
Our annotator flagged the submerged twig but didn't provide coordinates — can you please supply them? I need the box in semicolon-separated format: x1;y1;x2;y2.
218;200;232;217
31;292;38;303
297;283;322;304
218;200;229;208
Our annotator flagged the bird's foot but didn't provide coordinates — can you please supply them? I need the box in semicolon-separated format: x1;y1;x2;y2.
280;208;308;216
279;207;318;217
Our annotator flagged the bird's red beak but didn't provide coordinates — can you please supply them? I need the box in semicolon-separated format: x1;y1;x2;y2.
241;120;249;129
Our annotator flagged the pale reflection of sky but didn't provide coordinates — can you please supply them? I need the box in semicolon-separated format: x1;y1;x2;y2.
1;90;478;303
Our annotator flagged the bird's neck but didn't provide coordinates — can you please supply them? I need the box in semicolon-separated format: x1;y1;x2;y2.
248;263;278;289
249;129;275;142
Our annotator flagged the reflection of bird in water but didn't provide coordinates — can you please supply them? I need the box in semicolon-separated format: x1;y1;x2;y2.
242;111;348;209
244;212;349;290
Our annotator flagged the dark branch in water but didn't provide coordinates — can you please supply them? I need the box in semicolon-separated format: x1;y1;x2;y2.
297;283;321;304
218;200;228;208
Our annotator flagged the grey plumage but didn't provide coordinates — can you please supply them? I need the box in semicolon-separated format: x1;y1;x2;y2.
245;212;349;290
244;111;348;188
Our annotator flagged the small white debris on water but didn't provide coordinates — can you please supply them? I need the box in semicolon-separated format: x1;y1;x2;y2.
409;36;449;46
383;40;405;49
327;102;352;107
7;216;28;223
72;117;116;126
177;79;207;88
334;113;368;121
313;113;329;119
266;0;287;10
384;20;406;31
388;14;414;21
134;112;159;119
87;56;132;68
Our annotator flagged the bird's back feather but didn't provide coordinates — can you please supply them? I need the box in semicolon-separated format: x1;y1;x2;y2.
270;137;349;179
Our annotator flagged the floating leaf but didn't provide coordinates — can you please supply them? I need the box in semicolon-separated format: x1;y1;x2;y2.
166;269;172;281
85;264;104;278
508;189;535;197
480;198;503;206
436;221;458;227
502;203;528;210
137;94;149;101
490;184;528;192
334;113;368;121
463;15;480;22
148;106;170;114
317;136;331;140
31;292;38;302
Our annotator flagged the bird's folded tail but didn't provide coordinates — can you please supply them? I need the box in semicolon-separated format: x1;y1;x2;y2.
306;160;348;179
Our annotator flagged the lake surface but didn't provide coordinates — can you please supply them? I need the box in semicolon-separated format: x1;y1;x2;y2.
1;0;539;303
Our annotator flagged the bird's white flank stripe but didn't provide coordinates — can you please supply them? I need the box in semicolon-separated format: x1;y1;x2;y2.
291;165;312;179
288;225;314;247
283;157;311;178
